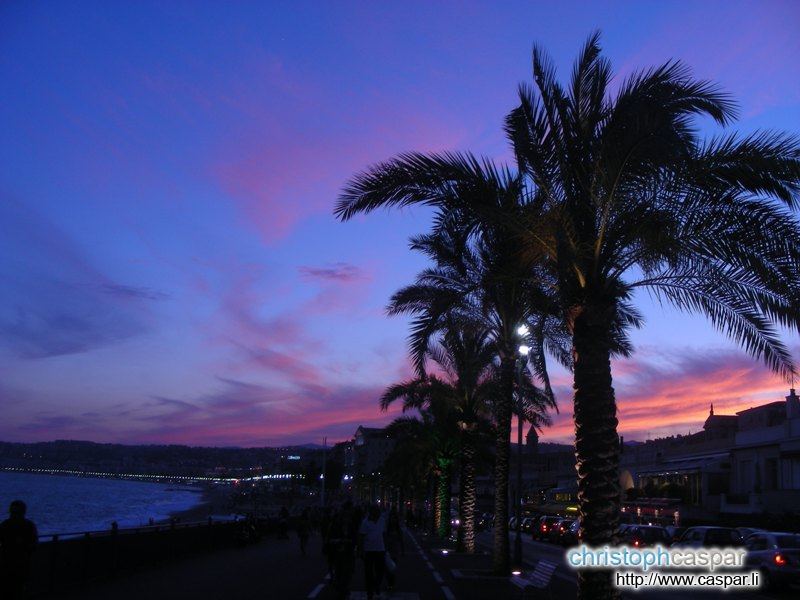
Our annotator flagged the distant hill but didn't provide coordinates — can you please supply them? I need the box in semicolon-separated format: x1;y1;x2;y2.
0;439;326;476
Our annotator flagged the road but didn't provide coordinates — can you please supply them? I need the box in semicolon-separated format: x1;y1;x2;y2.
475;530;798;600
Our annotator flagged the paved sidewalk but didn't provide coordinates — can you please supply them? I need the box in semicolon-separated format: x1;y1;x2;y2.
58;534;331;600
311;528;449;599
54;529;456;600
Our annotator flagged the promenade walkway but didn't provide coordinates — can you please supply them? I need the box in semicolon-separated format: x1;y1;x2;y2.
57;529;454;599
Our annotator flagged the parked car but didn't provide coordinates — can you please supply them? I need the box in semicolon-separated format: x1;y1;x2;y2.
626;525;670;548
562;519;581;546
665;526;685;544
744;531;800;590
737;527;766;541
672;527;744;548
617;523;634;540
477;513;494;531
534;516;562;541
549;518;576;544
520;517;535;533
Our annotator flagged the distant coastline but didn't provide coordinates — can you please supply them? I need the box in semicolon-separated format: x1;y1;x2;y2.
0;465;232;485
0;471;231;536
0;467;234;526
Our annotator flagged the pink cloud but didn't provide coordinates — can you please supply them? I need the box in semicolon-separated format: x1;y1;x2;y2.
541;347;793;444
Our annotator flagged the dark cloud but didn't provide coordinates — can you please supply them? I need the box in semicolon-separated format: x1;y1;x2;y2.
298;262;364;282
0;303;144;358
100;284;169;301
152;396;199;410
0;201;155;358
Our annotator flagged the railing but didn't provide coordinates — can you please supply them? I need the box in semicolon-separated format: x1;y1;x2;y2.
30;516;253;596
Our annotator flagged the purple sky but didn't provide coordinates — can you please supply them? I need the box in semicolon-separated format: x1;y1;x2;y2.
1;1;798;447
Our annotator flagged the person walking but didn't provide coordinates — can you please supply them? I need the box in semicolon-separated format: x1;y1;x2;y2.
0;500;38;600
321;507;335;577
330;502;357;600
385;508;403;592
297;508;310;556
278;506;290;539
358;505;386;600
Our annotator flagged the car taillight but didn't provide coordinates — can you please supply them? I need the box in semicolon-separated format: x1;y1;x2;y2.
775;554;787;566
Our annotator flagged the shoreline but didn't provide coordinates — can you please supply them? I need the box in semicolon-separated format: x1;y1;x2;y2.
166;485;236;524
1;470;237;534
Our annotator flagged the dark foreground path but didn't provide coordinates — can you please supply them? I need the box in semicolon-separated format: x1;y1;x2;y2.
56;532;330;600
54;529;453;600
54;527;800;600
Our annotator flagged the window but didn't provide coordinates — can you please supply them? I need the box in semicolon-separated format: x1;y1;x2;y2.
739;460;753;491
746;536;767;551
764;458;778;491
706;529;742;545
683;529;702;542
776;535;800;549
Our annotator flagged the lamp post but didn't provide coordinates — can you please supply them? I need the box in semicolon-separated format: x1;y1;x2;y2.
514;324;531;567
321;436;327;508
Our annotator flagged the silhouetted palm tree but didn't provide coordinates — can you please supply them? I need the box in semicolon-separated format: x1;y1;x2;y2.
383;323;492;552
384;403;459;538
505;32;800;598
339;173;568;571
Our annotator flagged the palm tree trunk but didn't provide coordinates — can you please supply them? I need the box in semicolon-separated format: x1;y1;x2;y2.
457;452;466;551
460;433;477;553
573;303;620;600
436;464;452;538
433;474;442;535
492;355;515;573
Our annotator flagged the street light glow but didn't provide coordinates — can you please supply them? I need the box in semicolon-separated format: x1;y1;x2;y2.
518;344;530;356
516;324;529;336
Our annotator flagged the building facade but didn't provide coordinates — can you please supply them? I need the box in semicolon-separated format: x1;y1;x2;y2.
622;388;800;525
343;425;396;503
477;389;800;526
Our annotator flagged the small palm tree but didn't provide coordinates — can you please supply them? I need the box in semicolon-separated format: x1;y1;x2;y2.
384;404;459;538
382;323;496;552
505;33;800;598
339;180;568;571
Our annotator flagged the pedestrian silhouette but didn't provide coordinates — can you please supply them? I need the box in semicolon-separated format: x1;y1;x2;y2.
0;500;38;600
385;507;403;592
297;508;310;556
278;506;290;539
358;505;386;600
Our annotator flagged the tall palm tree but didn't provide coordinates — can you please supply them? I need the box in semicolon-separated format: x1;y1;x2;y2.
338;181;567;571
505;33;800;598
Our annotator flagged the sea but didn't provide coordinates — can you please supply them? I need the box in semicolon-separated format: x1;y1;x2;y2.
0;471;206;536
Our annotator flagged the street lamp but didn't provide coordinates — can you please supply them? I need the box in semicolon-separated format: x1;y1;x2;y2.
514;329;530;567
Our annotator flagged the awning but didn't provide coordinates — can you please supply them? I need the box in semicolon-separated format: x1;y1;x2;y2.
524;503;576;516
635;453;728;476
780;439;800;456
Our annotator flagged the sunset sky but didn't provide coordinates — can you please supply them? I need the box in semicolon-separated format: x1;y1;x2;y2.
1;1;799;447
